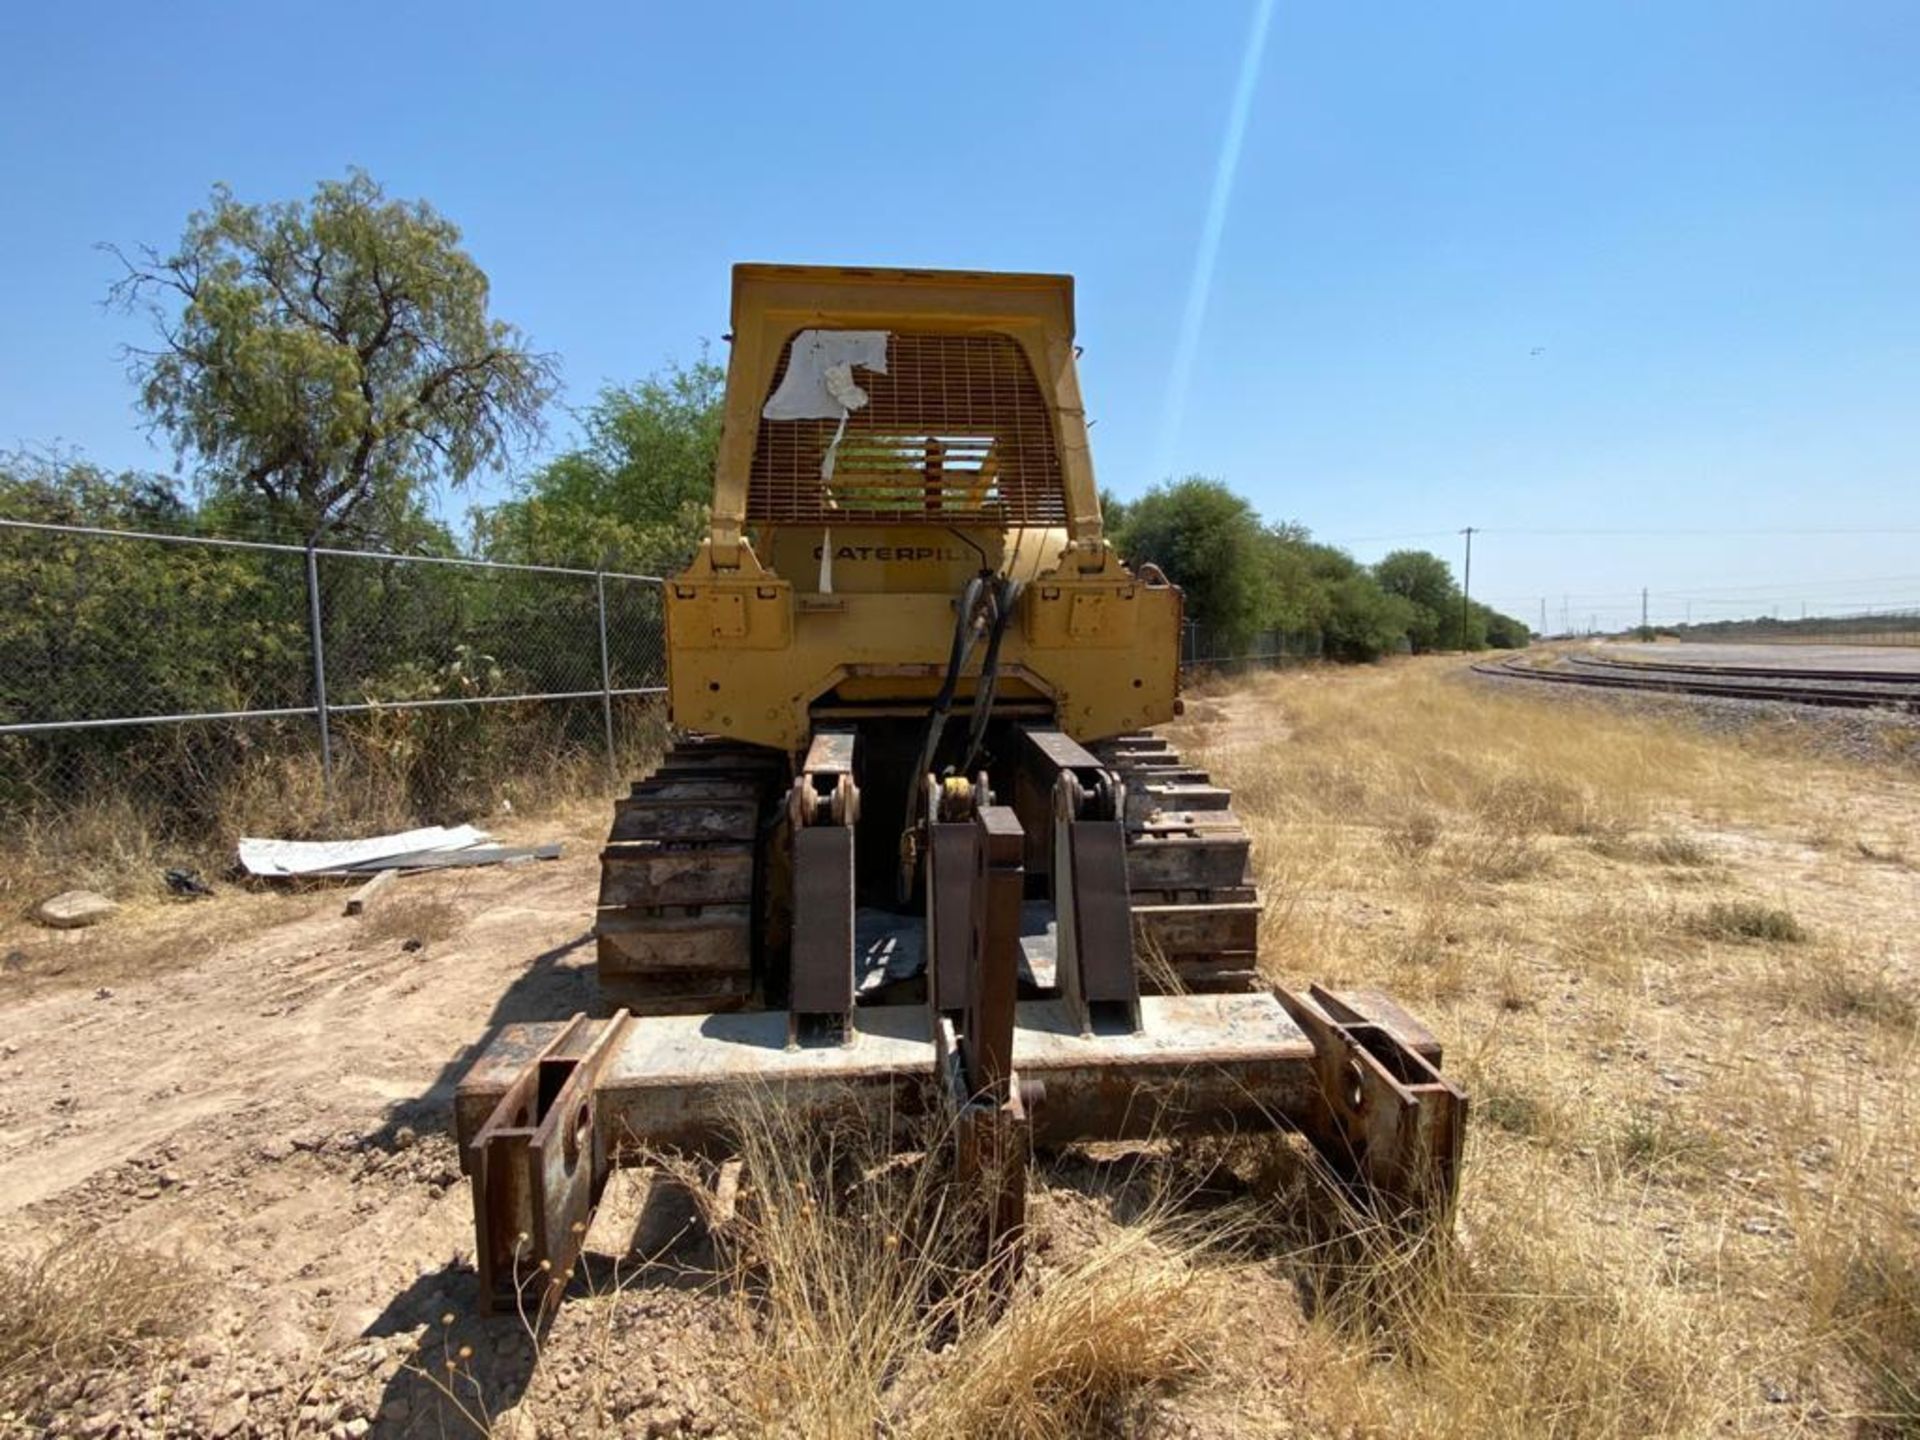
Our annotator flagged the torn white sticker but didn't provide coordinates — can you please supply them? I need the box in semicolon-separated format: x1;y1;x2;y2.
762;330;889;420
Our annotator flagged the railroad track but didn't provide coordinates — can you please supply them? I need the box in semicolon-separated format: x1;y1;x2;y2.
1472;652;1920;712
1564;651;1920;686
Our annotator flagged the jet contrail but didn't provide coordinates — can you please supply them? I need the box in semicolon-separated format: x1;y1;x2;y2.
1154;0;1276;482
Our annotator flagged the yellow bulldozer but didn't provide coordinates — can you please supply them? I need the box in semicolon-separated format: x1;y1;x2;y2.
453;265;1467;1308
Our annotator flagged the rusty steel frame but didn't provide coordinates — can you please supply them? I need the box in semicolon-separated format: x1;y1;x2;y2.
1018;729;1141;1033
787;729;860;1034
456;983;1465;1313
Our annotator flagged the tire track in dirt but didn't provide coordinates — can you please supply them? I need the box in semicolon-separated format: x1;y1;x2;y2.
0;850;601;1364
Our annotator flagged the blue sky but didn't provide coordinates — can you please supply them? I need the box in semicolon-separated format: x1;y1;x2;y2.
1;1;1915;627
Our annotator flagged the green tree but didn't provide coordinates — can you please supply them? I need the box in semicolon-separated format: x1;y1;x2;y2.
1481;606;1532;648
1289;540;1414;660
479;356;723;575
107;170;558;543
1372;549;1460;652
1113;477;1275;648
0;453;310;720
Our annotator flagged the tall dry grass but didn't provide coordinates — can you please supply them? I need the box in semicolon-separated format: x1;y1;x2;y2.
0;697;668;913
1166;659;1920;1437
722;1094;1227;1440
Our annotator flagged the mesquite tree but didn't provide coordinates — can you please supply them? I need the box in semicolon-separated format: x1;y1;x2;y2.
108;170;558;541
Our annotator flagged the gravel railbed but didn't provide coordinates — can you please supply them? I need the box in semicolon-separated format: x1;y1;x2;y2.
1468;665;1920;768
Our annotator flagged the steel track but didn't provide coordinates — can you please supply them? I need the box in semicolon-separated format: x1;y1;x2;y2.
1565;652;1920;686
1472;653;1920;712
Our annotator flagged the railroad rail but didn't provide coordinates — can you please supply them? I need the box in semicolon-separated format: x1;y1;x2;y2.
1473;652;1920;712
1566;652;1920;686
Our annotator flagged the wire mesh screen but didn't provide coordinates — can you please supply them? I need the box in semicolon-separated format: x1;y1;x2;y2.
747;331;1068;526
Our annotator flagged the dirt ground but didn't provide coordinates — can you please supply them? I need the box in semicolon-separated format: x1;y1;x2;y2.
1;661;1915;1438
0;805;619;1437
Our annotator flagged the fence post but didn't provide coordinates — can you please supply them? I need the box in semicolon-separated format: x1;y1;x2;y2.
596;571;618;791
304;542;335;809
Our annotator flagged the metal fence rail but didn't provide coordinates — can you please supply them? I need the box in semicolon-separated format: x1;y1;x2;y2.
0;519;668;840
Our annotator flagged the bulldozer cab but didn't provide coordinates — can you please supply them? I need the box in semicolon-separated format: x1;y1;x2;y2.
708;264;1104;593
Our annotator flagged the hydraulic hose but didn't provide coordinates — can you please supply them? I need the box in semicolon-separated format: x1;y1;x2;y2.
898;574;989;899
958;576;1023;776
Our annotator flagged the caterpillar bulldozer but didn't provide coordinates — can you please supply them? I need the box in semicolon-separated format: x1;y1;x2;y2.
453;265;1468;1309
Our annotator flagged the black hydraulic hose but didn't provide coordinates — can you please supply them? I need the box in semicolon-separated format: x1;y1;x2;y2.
900;574;989;895
958;576;1022;776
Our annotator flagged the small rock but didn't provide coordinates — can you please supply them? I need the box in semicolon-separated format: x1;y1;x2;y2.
344;1420;370;1439
394;1125;417;1151
95;987;114;1001
35;890;118;929
401;938;424;953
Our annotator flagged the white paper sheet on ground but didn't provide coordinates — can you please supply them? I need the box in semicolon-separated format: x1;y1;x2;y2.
238;824;491;877
761;331;889;420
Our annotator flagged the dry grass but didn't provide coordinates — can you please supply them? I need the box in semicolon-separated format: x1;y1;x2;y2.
721;1096;1226;1440
0;1234;200;1410
1158;658;1920;1437
919;1225;1220;1439
1689;899;1808;944
0;699;669;916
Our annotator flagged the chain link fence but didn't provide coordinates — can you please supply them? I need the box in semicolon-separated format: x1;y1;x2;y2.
0;519;667;878
1;519;1342;890
1181;622;1324;673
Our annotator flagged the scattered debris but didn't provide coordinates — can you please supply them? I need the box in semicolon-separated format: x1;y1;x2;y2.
33;889;118;930
165;867;214;898
342;869;398;917
331;842;561;874
239;826;562;882
237;825;490;878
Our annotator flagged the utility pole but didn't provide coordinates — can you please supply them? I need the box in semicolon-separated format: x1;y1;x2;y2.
1562;594;1570;634
1459;526;1475;649
1539;597;1547;636
1641;587;1649;634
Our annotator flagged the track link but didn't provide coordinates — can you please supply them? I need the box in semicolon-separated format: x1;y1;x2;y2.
595;735;785;1014
1092;733;1261;993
